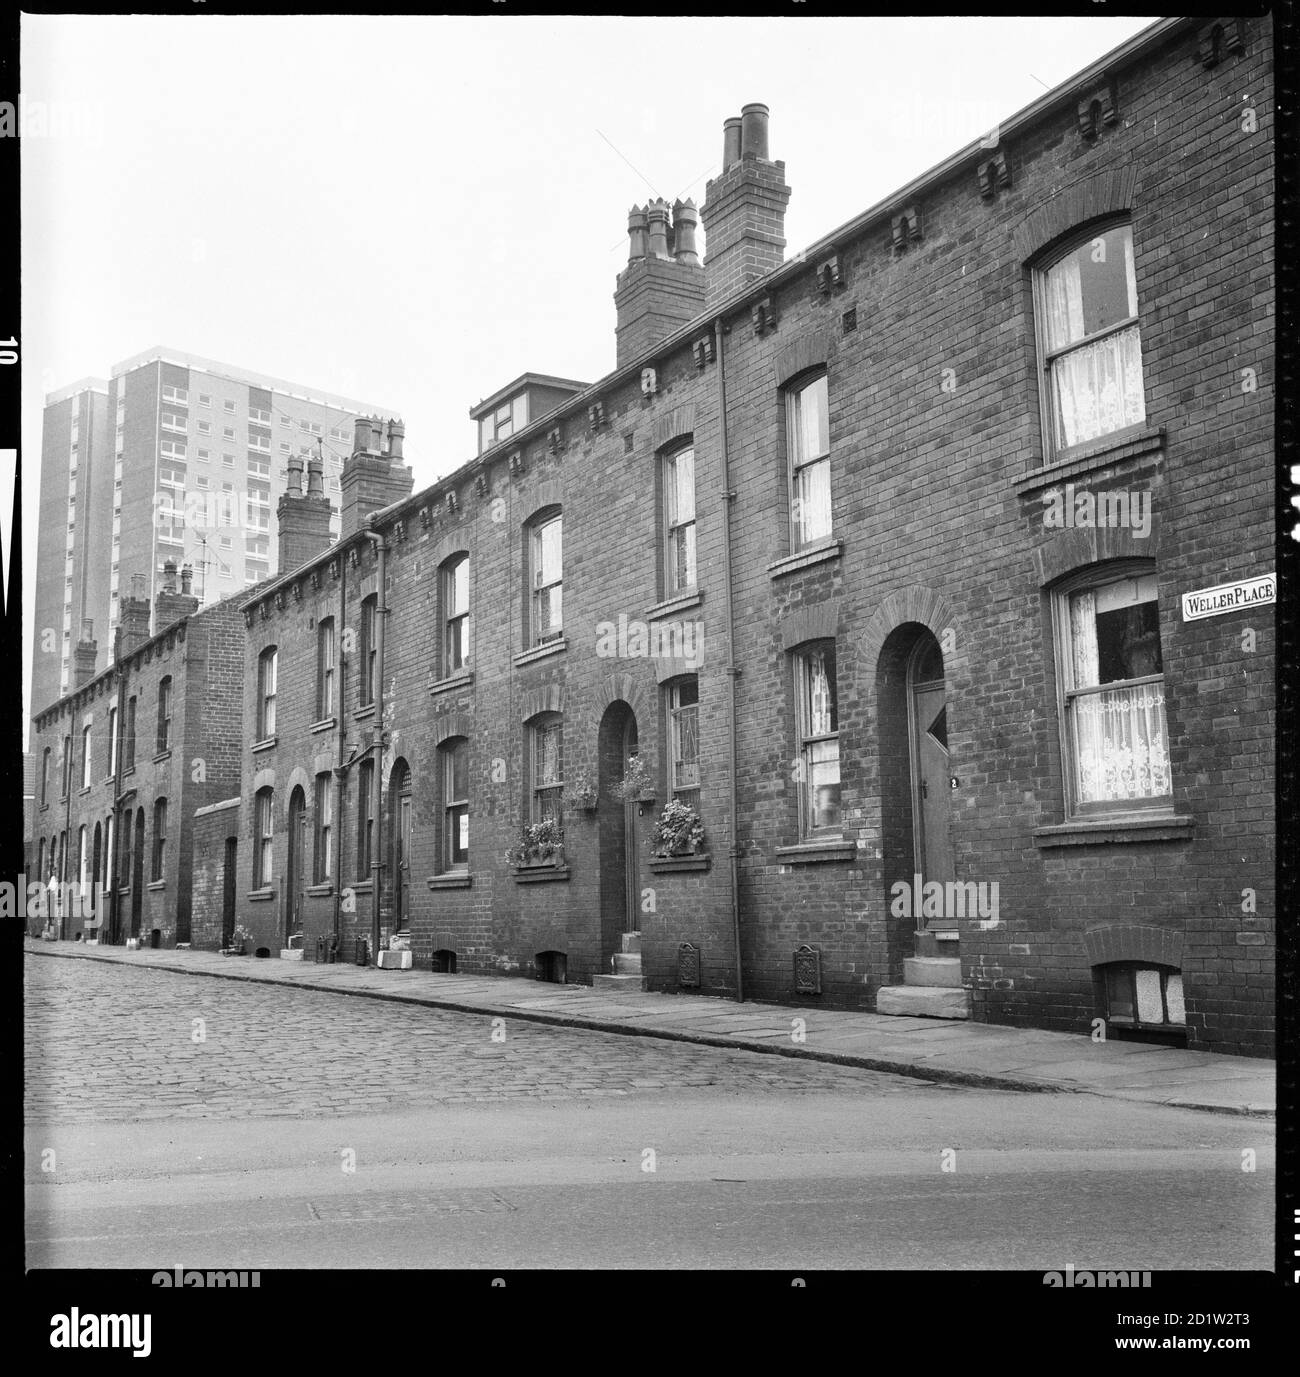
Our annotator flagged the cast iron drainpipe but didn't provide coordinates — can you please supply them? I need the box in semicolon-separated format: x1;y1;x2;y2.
362;519;388;964
714;317;744;1003
332;547;348;954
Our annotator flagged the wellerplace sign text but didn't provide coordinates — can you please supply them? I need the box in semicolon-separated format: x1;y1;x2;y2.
1180;573;1274;621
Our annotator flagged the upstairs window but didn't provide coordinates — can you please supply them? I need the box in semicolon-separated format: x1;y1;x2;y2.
1037;223;1145;454
530;513;562;645
157;676;173;752
359;595;377;707
317;617;335;720
40;747;50;806
787;372;831;551
441;554;470;677
107;706;118;776
479;394;527;452
663;445;697;595
124;696;137;771
1054;568;1170;813
62;734;72;797
81;723;93;790
794;641;840;836
257;647;277;740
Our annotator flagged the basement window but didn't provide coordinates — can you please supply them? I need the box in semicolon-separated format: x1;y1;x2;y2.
1100;961;1186;1046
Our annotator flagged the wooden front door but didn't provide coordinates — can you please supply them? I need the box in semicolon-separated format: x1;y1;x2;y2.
287;789;307;940
910;640;955;933
222;837;237;949
395;788;412;932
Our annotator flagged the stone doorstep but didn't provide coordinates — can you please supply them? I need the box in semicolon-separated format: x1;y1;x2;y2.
589;974;646;994
874;985;970;1020
902;956;963;988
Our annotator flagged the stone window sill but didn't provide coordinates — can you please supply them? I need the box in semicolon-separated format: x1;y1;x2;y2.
430;670;474;697
648;854;712;874
1033;813;1193;847
775;838;857;864
514;639;567;668
647;590;703;620
427;872;473;890
512;864;571;884
305;882;333;896
251;737;277;753
310;717;337;734
78;786;91;797
147;880;165;891
1014;426;1165;499
350;880;373;894
154;749;172;764
768;540;843;580
354;706;376;721
247;887;275;901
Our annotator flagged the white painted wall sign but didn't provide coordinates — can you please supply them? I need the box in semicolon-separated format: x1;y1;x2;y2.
1181;573;1275;621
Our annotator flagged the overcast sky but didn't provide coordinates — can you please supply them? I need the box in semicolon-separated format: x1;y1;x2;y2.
19;12;1156;730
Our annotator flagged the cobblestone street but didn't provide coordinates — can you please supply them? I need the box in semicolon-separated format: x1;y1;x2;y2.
24;952;919;1124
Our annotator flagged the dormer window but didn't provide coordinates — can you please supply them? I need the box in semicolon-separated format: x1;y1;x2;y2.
479;394;528;453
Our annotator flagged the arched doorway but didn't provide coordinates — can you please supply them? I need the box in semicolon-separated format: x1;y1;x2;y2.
389;759;412;938
91;822;102;927
287;785;308;944
596;701;640;968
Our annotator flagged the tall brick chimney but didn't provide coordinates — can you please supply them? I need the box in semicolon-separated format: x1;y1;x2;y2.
614;196;706;368
340;416;414;539
155;559;200;632
701;103;791;311
73;620;98;689
113;592;152;663
277;453;334;574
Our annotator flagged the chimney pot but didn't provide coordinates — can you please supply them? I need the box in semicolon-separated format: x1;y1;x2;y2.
162;560;177;592
723;116;743;170
180;565;193;595
306;457;325;498
286;453;304;495
80;618;95;643
740;103;770;160
646;198;671;258
354;415;373;454
627;205;649;261
673;198;701;266
387;418;405;461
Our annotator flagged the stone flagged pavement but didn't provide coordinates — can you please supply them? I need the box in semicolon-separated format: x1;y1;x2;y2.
25;939;1274;1117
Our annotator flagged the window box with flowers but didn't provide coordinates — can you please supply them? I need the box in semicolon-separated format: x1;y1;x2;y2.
506;818;570;882
648;799;711;873
564;775;599;814
617;754;657;813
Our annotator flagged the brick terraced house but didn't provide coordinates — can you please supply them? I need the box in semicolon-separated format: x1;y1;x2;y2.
120;15;1274;1055
29;565;247;947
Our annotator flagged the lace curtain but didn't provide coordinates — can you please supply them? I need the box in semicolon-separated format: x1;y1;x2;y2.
1046;237;1145;449
1069;590;1171;803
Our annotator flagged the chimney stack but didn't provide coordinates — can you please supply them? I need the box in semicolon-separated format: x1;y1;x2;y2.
340;418;414;540
614;196;706;369
701;102;791;311
278;454;335;575
180;565;193;596
155;560;200;633
73;621;98;690
113;593;152;663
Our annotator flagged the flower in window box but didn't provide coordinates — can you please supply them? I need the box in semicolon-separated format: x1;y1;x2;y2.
505;818;566;868
615;754;656;804
649;798;706;858
563;775;599;813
